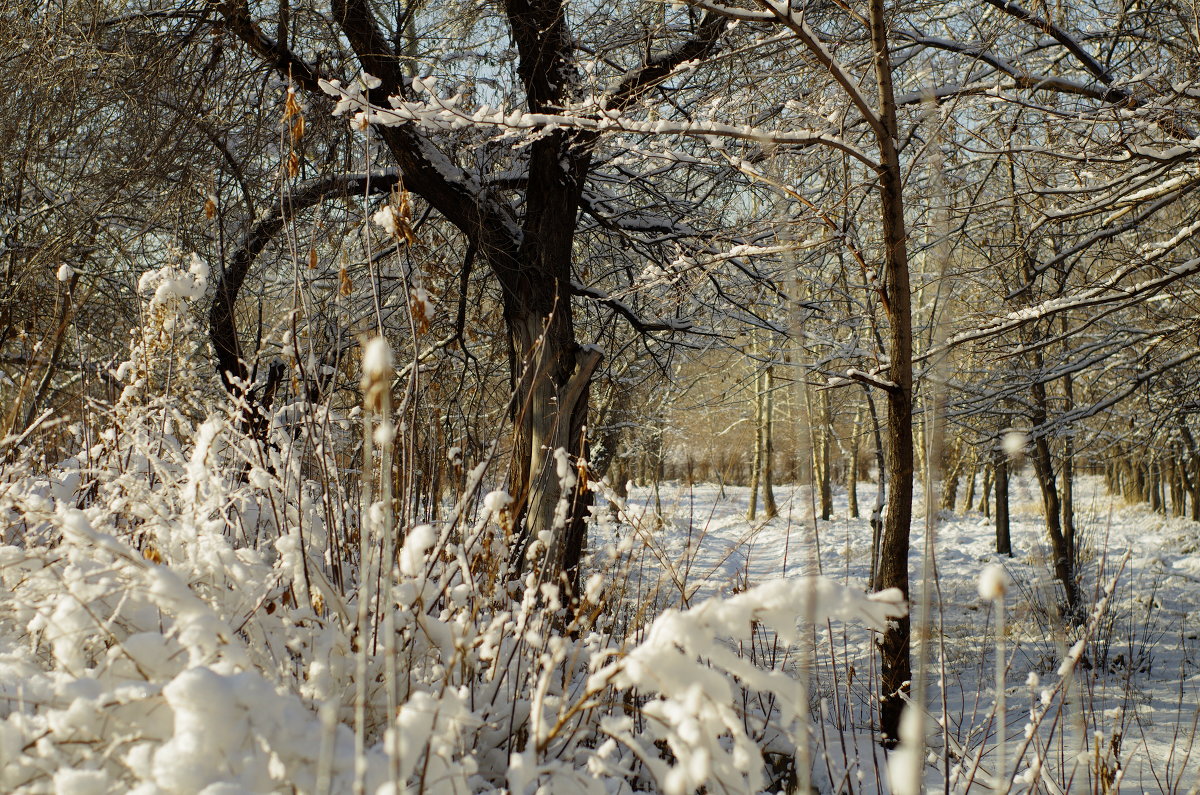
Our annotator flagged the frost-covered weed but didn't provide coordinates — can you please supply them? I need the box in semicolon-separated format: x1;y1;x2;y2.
0;425;904;793
0;260;907;793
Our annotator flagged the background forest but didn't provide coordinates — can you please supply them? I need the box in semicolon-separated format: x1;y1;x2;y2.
2;0;1199;792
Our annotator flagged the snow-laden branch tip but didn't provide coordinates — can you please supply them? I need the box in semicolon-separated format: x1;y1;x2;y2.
317;79;880;170
898;33;1133;106
924;255;1200;361
836;368;899;392
693;0;888;145
570;281;701;335
1027;349;1200;442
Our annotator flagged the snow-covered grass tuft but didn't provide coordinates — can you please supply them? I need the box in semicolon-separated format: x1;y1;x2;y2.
977;563;1009;600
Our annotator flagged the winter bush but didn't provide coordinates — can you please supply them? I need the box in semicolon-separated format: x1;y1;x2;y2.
0;258;907;794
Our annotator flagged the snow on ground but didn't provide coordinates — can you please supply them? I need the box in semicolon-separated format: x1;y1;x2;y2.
610;474;1200;793
2;444;1196;793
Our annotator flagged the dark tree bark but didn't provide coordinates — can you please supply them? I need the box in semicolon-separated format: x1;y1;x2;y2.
979;461;993;517
818;388;833;521
12;273;79;437
748;363;762;521
1061;371;1076;558
963;451;978;514
995;452;1011;556
868;0;915;746
1171;456;1186;517
684;0;918;744
1179;425;1200;521
1029;373;1079;616
763;363;778;519
941;439;962;512
866;386;887;589
749;345;779;521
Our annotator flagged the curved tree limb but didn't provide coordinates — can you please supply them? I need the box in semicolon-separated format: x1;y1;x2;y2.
209;171;401;431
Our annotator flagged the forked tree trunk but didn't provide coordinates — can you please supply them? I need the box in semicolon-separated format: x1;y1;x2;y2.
506;299;601;600
214;0;730;611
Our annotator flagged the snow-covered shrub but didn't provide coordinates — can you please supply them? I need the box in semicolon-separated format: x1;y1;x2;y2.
116;250;211;411
0;467;905;792
0;260;912;793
